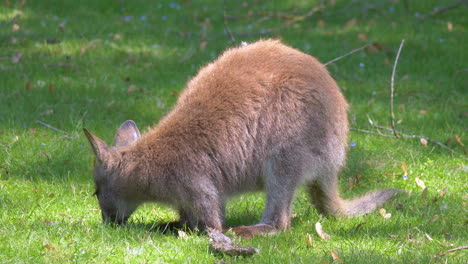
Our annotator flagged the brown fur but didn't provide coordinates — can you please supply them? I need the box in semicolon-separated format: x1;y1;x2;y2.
84;39;401;236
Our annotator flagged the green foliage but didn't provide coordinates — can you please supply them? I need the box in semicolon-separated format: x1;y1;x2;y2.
0;0;466;263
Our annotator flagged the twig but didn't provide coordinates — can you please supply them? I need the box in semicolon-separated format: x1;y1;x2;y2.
223;0;236;43
373;125;457;154
350;128;397;138
419;0;467;21
439;246;468;256
324;43;373;66
390;39;405;137
35;120;67;134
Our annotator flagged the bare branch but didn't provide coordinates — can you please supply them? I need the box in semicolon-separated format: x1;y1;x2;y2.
439;245;468;256
324;43;373;66
223;0;236;43
419;0;467;21
35;120;67;134
351;128;398;138
390;39;405;137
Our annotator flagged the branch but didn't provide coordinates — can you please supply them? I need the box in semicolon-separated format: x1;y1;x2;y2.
223;0;236;43
389;39;405;137
35;120;67;134
324;43;373;66
419;0;467;21
439;245;468;256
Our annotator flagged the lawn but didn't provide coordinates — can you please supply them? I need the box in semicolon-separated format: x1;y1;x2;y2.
0;0;467;263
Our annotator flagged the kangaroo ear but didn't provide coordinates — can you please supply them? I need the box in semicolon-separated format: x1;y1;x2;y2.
114;120;141;148
83;128;117;163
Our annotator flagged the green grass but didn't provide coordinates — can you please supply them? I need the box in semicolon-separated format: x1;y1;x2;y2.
1;0;467;263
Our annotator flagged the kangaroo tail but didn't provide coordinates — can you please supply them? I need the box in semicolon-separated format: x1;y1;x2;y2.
337;189;404;216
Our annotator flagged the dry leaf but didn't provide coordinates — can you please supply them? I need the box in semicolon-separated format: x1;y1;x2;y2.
178;230;188;239
357;33;368;41
199;41;207;51
329;249;344;263
447;22;453;32
348;177;354;189
383;58;389;65
454;135;464;147
438;188;447;198
48;83;55;94
40;109;54;116
344;18;358;30
425;233;433;242
208;228;259;257
415;177;426;189
402;162;408;177
422;187;428;202
318;19;325;28
114;34;122;40
419;109;427;115
306;233;313;248
11;52;22;63
12;23;19;32
44;244;54;251
430;215;439;222
315;222;331;240
379;208;392;219
127;84;137;94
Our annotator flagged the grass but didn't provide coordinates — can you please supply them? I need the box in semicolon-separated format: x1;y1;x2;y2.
0;0;467;263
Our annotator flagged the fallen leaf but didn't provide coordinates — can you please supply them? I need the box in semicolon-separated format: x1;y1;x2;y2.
415;177;426;189
421;187;428;202
48;83;55;94
402;162;408;177
379;208;392;219
329;249;344;263
197;41;207;52
430;215;439;222
306;233;313;248
357;33;367;41
344;18;358;30
419;109;427;115
11;52;22;63
40;109;54;116
44;244;54;251
315;222;331;240
425;233;433;242
420;138;428;147
12;23;19;32
355;222;367;230
447;22;453;32
348;177;354;189
317;19;325;28
383;57;389;65
178;230;188;239
438;188;447;198
208;228;259;257
114;34;122;40
127;84;137;94
454;135;464;147
58;23;65;32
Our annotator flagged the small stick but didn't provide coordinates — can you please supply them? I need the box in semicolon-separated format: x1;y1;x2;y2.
419;0;467;21
223;0;236;43
373;125;457;154
350;128;397;138
439;245;468;256
390;39;405;137
35;120;67;134
324;43;373;66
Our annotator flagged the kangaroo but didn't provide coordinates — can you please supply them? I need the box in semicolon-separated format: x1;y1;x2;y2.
84;39;401;237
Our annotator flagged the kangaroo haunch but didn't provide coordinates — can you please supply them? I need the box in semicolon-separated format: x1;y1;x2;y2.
84;39;402;237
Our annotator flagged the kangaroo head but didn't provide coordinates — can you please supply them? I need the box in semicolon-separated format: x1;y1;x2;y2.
83;120;141;224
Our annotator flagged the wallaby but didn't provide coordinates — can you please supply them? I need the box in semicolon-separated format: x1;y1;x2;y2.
84;39;401;237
